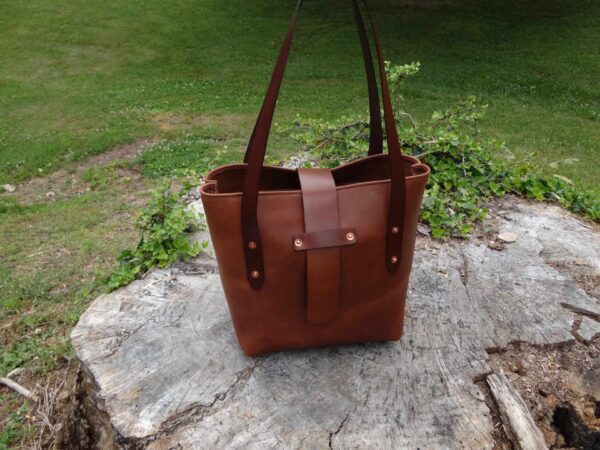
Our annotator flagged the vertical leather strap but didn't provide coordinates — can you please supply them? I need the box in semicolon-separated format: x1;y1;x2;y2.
362;4;407;274
352;0;382;155
241;0;304;289
297;168;340;325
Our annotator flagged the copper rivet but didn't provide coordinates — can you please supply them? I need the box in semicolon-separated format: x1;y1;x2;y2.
251;270;260;279
391;256;398;264
346;232;355;241
294;239;303;247
391;226;400;234
248;241;257;250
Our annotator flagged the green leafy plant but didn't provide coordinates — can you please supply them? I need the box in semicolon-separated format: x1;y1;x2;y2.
0;406;33;450
105;183;205;290
0;336;68;377
281;62;599;237
385;61;420;110
510;168;600;219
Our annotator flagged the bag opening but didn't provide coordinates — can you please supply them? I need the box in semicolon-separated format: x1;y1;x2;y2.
203;154;427;195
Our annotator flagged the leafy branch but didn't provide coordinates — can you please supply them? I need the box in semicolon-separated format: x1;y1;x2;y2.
280;62;599;237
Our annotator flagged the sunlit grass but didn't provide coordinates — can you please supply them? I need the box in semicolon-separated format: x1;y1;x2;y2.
0;0;597;192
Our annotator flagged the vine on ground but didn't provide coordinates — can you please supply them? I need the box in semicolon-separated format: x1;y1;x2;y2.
105;184;205;290
282;63;599;238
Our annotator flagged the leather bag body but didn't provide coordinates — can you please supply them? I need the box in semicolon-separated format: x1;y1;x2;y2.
200;0;430;356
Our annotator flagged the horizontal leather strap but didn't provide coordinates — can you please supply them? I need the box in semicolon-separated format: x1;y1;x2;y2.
293;228;357;251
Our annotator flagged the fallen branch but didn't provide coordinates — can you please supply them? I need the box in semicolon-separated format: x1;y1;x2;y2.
487;372;548;450
7;367;26;378
395;110;419;135
0;376;39;401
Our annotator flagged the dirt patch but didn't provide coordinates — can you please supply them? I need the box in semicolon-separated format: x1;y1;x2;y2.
2;139;156;205
82;139;157;167
150;112;251;138
0;357;78;449
0;360;125;449
543;258;600;302
488;340;600;448
565;265;600;301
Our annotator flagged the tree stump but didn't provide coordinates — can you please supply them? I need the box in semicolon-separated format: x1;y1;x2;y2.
71;198;600;449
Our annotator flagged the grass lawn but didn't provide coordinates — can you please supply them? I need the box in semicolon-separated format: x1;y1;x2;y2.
0;0;598;446
0;0;598;189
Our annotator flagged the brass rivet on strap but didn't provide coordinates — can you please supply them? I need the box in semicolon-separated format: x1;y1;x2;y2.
251;270;260;279
391;226;400;234
346;232;355;241
248;241;257;250
294;238;303;247
391;256;398;264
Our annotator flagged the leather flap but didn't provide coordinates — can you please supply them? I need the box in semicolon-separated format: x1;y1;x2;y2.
297;168;341;325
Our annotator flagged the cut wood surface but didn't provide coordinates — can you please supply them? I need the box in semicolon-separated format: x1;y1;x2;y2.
71;198;600;449
487;372;548;450
576;316;600;343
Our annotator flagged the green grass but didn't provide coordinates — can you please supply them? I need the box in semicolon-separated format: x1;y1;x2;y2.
0;400;35;449
0;181;147;373
139;136;226;177
0;0;598;192
0;160;151;445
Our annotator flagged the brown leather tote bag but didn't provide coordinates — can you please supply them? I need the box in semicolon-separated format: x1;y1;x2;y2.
200;0;430;356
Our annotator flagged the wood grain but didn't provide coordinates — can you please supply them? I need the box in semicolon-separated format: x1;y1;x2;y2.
487;372;548;450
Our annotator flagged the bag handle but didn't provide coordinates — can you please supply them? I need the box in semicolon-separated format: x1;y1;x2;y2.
243;0;383;161
241;0;407;289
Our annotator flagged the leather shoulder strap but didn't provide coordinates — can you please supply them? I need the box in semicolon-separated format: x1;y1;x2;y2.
241;0;407;289
243;0;383;162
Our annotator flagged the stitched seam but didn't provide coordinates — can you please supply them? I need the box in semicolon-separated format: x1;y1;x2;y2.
200;173;429;199
201;180;387;199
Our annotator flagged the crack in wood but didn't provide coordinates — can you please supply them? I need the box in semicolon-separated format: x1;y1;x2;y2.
328;413;350;449
140;360;264;446
560;303;600;321
485;338;577;355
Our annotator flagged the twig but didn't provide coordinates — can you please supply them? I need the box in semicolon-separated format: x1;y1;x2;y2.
7;367;26;378
411;141;441;160
572;218;594;230
34;360;71;449
429;103;476;133
310;138;330;153
36;381;53;448
395;110;418;135
414;150;433;159
0;377;39;401
335;120;369;133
